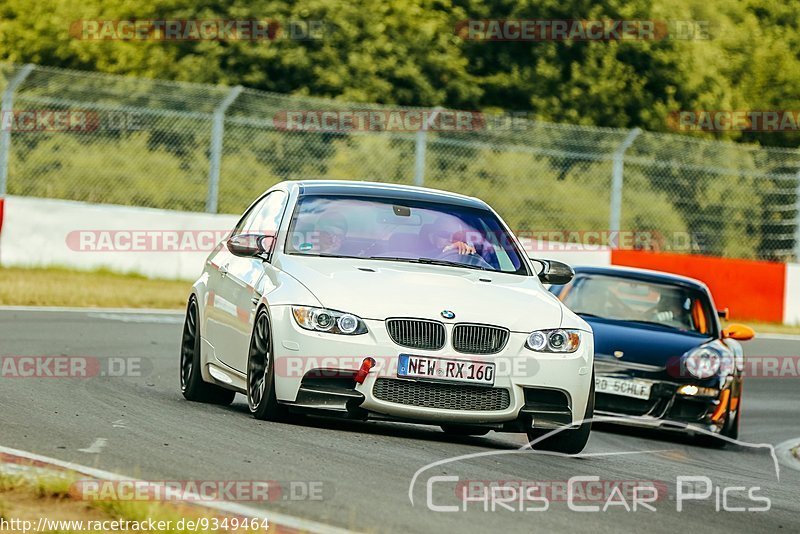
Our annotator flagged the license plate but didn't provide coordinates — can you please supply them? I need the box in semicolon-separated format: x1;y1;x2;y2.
397;354;495;386
595;376;651;400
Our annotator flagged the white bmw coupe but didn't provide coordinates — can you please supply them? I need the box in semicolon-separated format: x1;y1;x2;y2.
181;180;595;453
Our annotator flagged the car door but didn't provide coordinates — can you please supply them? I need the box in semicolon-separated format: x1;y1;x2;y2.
215;190;288;373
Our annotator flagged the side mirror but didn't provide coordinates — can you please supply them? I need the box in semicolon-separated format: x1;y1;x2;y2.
721;323;755;341
227;233;275;259
535;259;575;285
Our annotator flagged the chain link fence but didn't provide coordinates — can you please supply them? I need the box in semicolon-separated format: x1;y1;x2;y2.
1;62;799;261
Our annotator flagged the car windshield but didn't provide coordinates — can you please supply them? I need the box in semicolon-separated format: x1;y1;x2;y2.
560;274;715;335
284;194;527;274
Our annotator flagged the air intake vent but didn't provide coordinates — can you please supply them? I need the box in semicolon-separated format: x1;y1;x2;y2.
373;378;511;411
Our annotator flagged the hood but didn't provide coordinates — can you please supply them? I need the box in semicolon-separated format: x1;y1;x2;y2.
588;317;711;367
277;255;566;332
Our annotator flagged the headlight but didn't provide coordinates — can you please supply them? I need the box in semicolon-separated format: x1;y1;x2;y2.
525;329;581;353
292;306;368;335
683;347;722;379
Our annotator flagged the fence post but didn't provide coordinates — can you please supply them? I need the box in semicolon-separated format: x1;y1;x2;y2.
0;64;35;198
206;85;243;213
609;127;642;235
413;107;442;187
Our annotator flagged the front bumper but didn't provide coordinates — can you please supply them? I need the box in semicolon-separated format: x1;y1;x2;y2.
268;305;593;428
593;371;738;434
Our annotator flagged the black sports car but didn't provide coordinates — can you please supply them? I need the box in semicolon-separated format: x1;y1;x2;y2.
549;266;755;446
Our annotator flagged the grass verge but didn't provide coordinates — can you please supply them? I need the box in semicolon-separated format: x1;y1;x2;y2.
0;267;188;309
0;471;259;533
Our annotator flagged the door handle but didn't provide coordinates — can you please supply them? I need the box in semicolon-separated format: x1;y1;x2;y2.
219;264;229;277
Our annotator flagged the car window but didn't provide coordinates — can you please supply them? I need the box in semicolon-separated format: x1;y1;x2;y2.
284;194;528;275
233;191;287;236
561;274;715;335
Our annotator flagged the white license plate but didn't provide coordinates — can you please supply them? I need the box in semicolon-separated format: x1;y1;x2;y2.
595;376;651;400
397;354;495;386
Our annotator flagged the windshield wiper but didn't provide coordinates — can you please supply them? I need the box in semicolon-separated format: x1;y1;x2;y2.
417;257;491;271
576;312;603;318
368;256;490;271
368;256;423;263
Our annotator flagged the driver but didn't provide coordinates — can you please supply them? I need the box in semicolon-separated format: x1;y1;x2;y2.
419;220;501;269
651;292;691;327
420;220;476;256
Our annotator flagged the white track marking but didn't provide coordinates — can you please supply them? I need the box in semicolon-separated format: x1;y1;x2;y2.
88;312;183;324
78;438;108;454
757;333;800;341
0;445;355;534
0;306;182;314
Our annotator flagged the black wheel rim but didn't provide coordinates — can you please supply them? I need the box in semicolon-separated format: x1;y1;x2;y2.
248;312;270;411
180;299;197;391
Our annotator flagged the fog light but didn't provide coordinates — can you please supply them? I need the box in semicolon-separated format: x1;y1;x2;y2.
354;357;376;384
677;385;719;397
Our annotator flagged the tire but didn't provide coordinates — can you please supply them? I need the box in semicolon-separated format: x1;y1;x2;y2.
695;431;729;449
723;394;741;441
441;425;491;436
527;373;594;455
696;395;740;448
246;308;287;421
180;296;236;405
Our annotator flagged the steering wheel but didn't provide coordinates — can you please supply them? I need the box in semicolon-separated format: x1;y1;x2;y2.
436;249;494;269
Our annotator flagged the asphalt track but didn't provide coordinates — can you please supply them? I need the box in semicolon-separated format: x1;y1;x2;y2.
1;308;799;533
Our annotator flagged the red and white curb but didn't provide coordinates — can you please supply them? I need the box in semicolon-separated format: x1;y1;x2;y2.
0;445;354;534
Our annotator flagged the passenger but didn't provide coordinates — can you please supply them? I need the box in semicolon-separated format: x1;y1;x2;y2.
314;212;348;254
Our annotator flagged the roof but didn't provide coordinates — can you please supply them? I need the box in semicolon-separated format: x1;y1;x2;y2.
287;180;489;209
572;265;710;292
